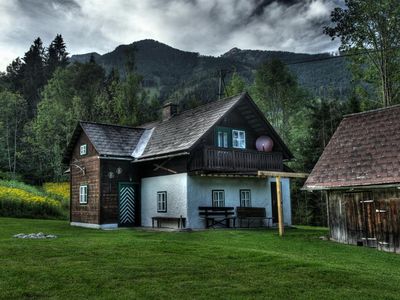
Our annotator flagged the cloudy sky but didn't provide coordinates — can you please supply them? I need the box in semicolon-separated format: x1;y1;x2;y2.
0;0;342;71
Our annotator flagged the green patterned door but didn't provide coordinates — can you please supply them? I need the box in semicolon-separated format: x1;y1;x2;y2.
118;183;136;227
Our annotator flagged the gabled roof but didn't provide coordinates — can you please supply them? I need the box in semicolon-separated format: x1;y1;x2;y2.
63;122;144;163
139;93;244;158
63;92;293;163
304;105;400;190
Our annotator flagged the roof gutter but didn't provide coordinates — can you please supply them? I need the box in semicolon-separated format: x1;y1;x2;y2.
303;183;400;192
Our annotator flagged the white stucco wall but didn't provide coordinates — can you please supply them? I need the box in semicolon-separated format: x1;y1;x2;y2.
140;173;187;227
187;176;291;229
266;177;292;226
140;173;291;229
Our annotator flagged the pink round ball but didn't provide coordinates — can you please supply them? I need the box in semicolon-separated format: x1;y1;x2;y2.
256;136;274;152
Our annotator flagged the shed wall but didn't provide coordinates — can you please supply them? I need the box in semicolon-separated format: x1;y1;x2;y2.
328;189;400;253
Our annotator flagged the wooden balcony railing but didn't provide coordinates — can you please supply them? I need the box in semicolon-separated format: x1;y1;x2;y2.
189;146;283;173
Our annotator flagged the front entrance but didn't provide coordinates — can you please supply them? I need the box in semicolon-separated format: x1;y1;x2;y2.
118;182;136;227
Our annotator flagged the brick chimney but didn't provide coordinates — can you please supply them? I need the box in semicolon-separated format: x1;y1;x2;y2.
162;102;178;121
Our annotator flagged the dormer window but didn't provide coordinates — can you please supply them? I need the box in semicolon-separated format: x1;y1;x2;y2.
232;130;246;149
80;144;87;156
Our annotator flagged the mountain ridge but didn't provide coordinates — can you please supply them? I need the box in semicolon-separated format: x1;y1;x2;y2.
70;39;351;102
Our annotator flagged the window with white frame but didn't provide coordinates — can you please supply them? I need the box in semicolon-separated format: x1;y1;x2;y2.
212;190;225;207
232;130;246;149
157;191;167;212
240;189;251;207
80;144;87;156
79;185;88;204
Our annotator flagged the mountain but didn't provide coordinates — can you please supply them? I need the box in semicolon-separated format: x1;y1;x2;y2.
70;39;351;103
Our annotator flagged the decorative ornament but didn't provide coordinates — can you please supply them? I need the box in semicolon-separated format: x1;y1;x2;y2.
116;167;123;175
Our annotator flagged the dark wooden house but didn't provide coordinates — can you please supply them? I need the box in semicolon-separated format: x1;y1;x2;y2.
63;92;294;229
304;105;400;253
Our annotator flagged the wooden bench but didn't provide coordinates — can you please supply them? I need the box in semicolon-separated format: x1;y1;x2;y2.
199;206;236;228
152;216;186;229
236;207;272;228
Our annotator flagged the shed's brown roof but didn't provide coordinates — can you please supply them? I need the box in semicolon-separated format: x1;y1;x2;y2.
304;105;400;190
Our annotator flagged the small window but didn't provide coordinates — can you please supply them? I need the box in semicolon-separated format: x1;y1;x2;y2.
157;191;167;212
232;130;246;149
212;190;225;207
217;131;229;148
215;127;231;148
80;144;87;156
240;189;251;207
79;185;88;204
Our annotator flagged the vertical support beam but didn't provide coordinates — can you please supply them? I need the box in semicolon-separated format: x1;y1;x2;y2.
276;176;284;236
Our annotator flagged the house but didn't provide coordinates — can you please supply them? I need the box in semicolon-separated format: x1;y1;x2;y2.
304;105;400;253
63;92;294;229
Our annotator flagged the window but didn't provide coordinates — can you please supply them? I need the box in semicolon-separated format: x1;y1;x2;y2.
212;190;225;207
217;131;229;148
215;127;231;148
157;191;167;212
240;189;251;207
232;130;246;149
79;185;88;204
80;144;87;156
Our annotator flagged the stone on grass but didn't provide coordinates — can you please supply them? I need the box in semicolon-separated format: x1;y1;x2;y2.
13;233;57;239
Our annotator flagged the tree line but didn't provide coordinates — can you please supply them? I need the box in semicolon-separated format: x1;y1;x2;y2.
0;35;160;183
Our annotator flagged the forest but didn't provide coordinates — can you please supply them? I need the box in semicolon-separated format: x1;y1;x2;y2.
0;0;399;226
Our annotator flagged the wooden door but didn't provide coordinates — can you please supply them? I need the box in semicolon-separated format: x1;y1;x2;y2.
118;182;136;227
271;182;278;223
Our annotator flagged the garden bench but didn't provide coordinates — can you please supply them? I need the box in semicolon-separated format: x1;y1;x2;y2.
236;207;272;228
152;216;186;229
198;206;236;228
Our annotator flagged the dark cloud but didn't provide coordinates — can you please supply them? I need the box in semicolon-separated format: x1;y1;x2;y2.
0;0;342;71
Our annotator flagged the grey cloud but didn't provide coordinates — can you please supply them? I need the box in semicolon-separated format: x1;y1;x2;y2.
0;0;342;71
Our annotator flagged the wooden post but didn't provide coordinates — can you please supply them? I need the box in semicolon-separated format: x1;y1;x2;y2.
276;176;284;236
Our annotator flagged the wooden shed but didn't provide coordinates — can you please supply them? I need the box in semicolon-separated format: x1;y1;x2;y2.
304;105;400;253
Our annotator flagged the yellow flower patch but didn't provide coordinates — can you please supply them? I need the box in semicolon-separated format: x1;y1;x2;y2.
43;182;70;200
0;186;60;207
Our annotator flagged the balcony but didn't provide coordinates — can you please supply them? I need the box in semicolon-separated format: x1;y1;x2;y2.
189;146;283;173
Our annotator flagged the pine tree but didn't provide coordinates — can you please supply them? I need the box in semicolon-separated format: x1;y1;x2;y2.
46;34;69;77
21;38;46;118
226;71;246;96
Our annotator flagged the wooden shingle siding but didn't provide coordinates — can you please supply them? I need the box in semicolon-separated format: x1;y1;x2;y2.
70;132;101;224
100;160;139;225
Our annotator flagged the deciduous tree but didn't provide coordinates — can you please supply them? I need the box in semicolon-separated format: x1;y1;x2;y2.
324;0;400;106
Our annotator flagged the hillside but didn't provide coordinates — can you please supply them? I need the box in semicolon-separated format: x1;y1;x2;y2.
70;39;351;102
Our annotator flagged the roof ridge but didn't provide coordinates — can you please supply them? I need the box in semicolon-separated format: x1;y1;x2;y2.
344;103;400;118
164;92;246;118
79;120;145;130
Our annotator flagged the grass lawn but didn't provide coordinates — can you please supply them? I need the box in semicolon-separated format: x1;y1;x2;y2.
1;218;400;299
